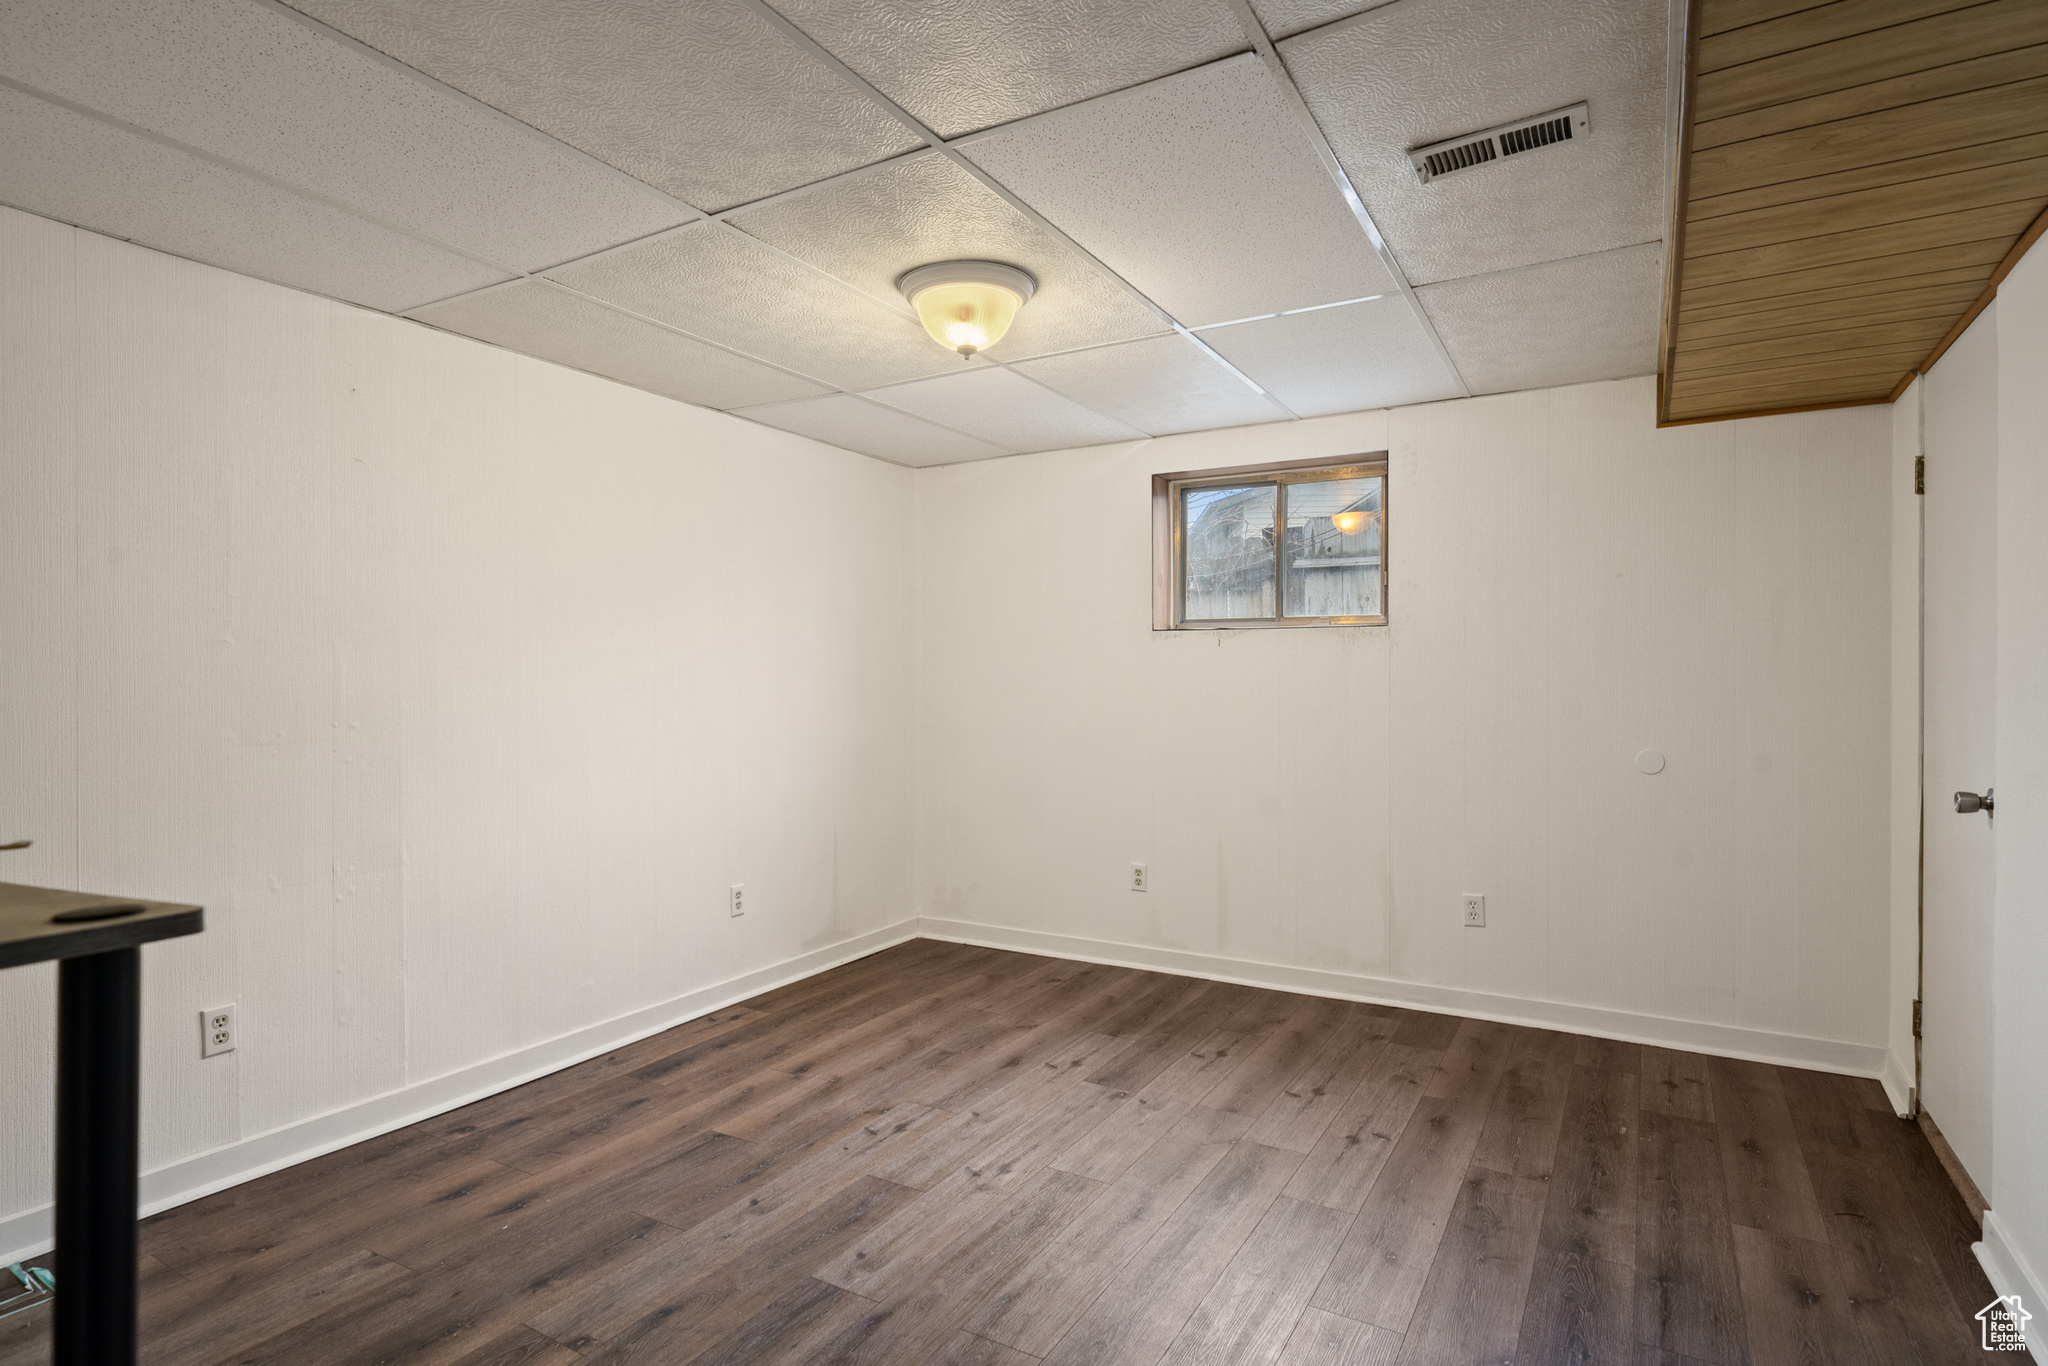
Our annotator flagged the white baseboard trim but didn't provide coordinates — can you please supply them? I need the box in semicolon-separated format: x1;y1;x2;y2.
0;918;918;1266
1977;1209;2047;1357
0;916;1898;1267
1880;1049;1916;1117
917;918;1891;1079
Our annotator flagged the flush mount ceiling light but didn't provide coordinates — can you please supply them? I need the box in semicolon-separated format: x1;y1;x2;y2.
898;260;1037;359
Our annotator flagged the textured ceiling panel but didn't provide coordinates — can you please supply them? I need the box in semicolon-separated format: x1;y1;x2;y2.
281;0;920;211
0;85;509;311
1197;297;1463;416
1280;0;1665;285
1416;244;1663;395
730;152;1168;360
0;0;689;272
736;393;1010;466
547;226;960;391
1246;0;1393;41
409;281;828;410
863;364;1144;451
1011;333;1292;435
768;0;1245;139
961;55;1396;327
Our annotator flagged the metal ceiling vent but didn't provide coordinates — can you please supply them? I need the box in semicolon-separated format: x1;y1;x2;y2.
1408;103;1589;184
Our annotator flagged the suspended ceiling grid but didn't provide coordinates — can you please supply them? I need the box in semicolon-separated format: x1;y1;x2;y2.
0;0;1673;467
1661;0;2048;424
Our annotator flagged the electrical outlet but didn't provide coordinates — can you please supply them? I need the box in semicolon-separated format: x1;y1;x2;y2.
1130;863;1148;893
729;884;745;918
1462;894;1486;927
200;1004;236;1058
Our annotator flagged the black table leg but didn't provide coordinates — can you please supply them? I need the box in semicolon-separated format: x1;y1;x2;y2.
54;946;141;1366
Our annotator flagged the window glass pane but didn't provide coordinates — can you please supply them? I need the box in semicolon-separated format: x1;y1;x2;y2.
1283;475;1382;617
1183;483;1277;619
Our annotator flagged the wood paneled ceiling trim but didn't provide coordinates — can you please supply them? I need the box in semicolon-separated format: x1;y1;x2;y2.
1658;0;2048;426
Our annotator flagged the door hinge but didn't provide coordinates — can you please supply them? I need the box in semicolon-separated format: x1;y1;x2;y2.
1913;999;1923;1038
1914;455;1925;495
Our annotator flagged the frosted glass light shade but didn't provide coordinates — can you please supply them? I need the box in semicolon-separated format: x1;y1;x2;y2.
898;260;1037;358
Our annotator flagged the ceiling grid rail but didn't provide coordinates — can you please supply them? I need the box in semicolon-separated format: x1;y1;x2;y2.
0;71;879;414
728;0;1304;419
15;0;1622;459
243;0;1498;444
0;71;528;287
258;3;1315;447
116;0;964;415
190;0;1029;444
247;0;700;221
1217;0;1474;397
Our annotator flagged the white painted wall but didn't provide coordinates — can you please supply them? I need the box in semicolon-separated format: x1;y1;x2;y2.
915;377;1895;1068
0;205;916;1248
1987;242;2048;1341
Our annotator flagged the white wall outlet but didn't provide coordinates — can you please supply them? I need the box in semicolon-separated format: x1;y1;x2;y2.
200;1004;236;1058
1130;863;1148;892
729;883;745;918
1462;894;1486;927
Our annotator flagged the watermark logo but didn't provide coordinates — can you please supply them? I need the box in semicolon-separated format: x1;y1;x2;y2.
1977;1294;2031;1352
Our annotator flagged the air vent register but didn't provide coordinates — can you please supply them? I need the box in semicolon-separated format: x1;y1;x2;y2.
1408;103;1589;184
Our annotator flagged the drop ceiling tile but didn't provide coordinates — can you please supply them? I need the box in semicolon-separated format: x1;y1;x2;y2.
0;0;689;273
768;0;1245;139
1247;0;1394;40
410;281;828;410
282;0;920;211
730;153;1168;361
1415;244;1663;395
1279;0;1666;285
960;55;1396;328
1011;333;1293;436
864;365;1144;452
736;393;1010;467
1198;297;1463;416
547;225;962;392
0;85;508;311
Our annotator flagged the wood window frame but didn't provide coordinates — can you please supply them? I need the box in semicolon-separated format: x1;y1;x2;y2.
1152;452;1389;631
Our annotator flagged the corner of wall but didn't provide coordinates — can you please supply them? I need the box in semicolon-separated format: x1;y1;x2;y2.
1976;1209;2048;1357
1887;377;1923;1096
908;466;929;925
1880;1048;1915;1117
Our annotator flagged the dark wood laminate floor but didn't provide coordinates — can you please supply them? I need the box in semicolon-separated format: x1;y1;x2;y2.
0;940;2010;1365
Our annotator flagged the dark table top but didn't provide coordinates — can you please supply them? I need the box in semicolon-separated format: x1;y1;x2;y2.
0;882;204;969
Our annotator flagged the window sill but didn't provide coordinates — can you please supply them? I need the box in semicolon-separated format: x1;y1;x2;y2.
1159;616;1387;631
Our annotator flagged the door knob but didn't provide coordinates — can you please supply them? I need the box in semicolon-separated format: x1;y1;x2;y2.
1954;789;1994;816
0;839;30;851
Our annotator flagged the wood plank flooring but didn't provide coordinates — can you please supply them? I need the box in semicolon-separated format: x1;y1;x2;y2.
0;941;2007;1365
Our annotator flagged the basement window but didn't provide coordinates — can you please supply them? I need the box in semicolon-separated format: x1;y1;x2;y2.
1152;454;1387;629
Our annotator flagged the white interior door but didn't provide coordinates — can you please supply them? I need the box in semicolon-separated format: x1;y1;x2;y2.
1919;305;1999;1189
